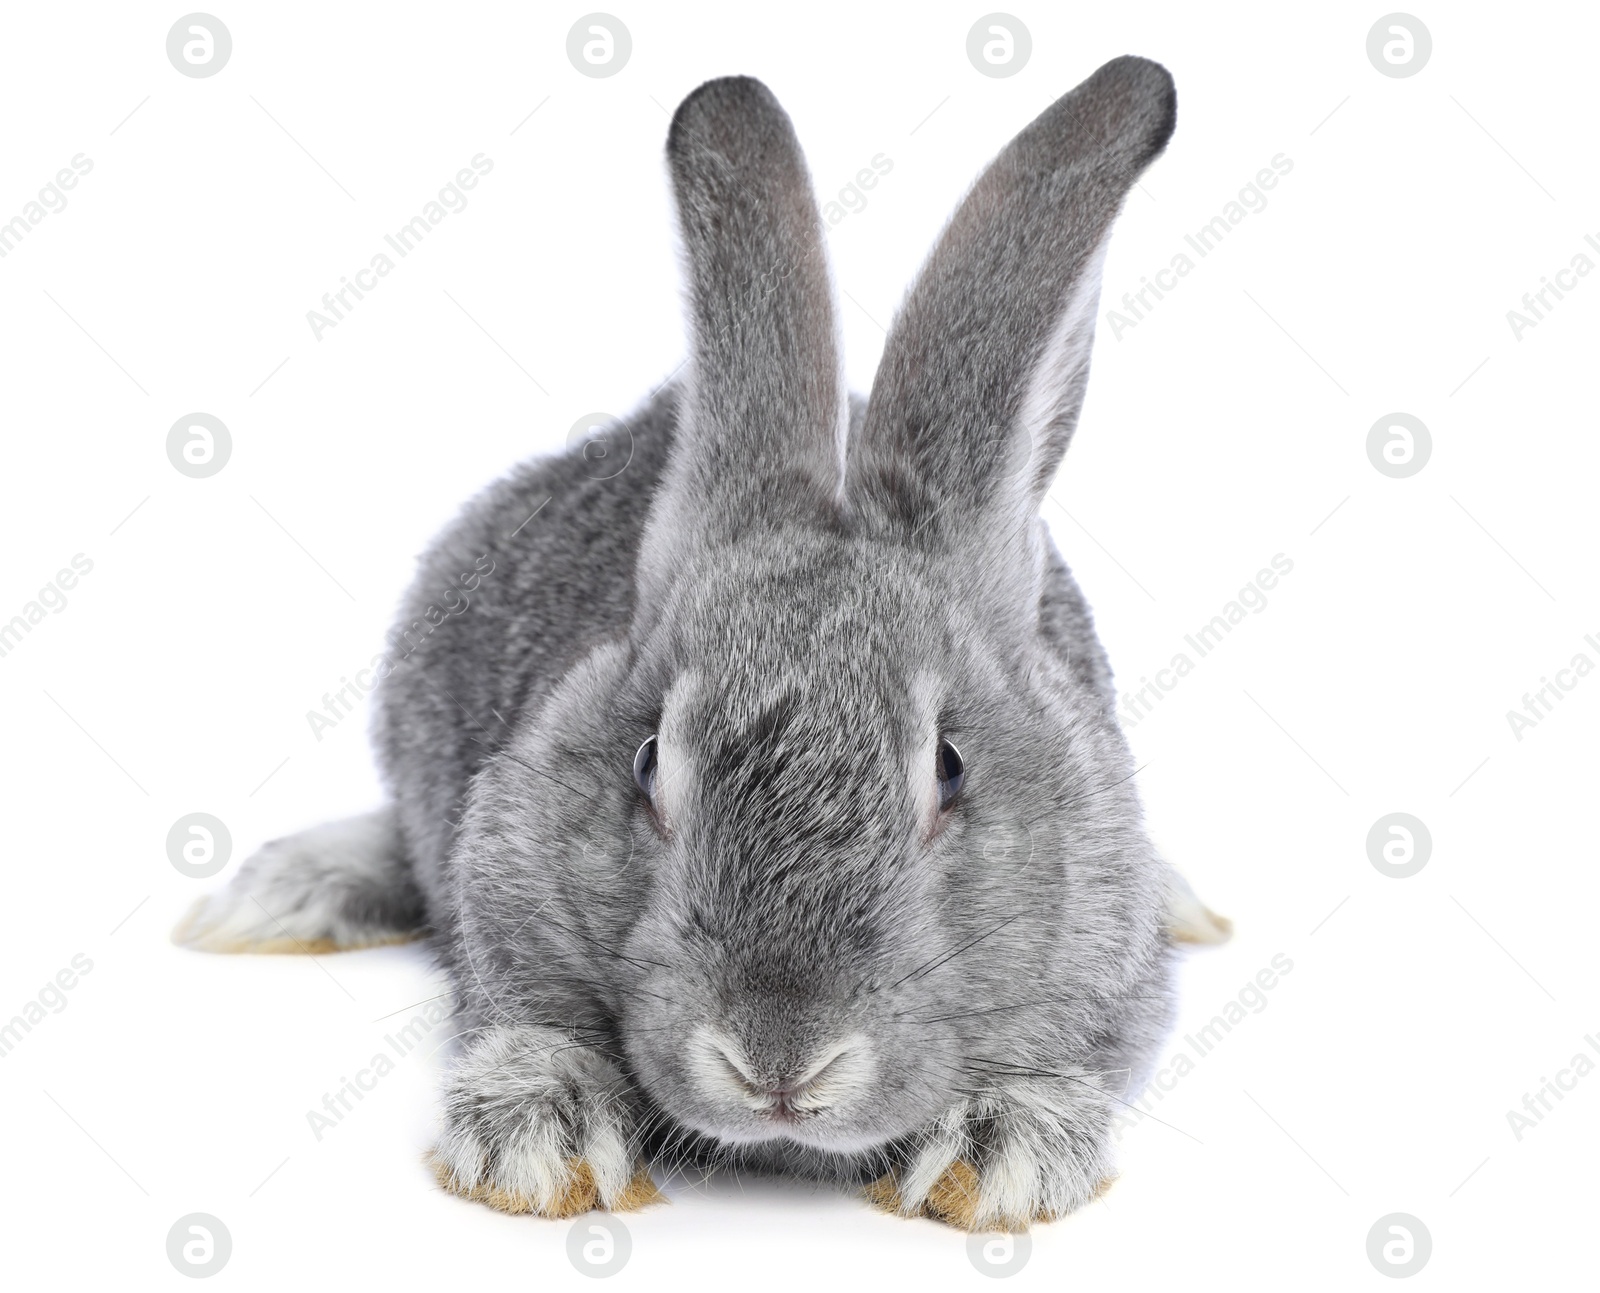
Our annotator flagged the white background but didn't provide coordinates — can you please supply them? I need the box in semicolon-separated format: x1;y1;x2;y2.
1;1;1595;1288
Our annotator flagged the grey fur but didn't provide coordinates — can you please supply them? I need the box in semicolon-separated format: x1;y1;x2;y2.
220;58;1191;1226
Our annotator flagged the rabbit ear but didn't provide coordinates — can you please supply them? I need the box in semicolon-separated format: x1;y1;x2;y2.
845;57;1175;567
643;77;845;581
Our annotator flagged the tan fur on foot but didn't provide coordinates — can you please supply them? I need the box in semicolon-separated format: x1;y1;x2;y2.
1169;905;1233;945
609;1164;666;1212
170;899;420;955
867;1162;1117;1231
184;930;418;955
430;1154;663;1217
924;1159;988;1230
863;1172;905;1212
867;1160;998;1231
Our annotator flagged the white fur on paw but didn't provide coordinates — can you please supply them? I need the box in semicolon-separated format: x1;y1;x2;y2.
431;1025;657;1217
1165;869;1233;945
881;1079;1115;1230
893;1102;969;1210
171;809;413;953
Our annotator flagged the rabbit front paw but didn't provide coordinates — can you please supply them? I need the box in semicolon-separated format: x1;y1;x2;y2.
430;1024;661;1218
866;1079;1117;1231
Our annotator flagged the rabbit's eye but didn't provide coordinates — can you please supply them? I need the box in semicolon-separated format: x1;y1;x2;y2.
936;738;964;810
633;735;659;798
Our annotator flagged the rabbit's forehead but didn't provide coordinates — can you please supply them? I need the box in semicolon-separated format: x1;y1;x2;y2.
659;654;924;752
673;538;947;657
647;539;1009;750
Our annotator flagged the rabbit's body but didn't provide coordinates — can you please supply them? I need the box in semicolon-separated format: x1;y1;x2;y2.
178;57;1230;1231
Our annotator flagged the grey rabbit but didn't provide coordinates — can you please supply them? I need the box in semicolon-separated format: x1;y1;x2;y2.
175;54;1229;1231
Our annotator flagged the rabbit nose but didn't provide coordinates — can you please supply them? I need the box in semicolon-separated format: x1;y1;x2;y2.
696;1029;872;1119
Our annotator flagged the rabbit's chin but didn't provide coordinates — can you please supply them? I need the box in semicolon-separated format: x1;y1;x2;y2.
704;1120;894;1155
656;1097;929;1160
654;1115;909;1180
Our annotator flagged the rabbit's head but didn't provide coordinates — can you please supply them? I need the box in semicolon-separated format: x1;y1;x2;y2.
461;59;1178;1162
